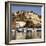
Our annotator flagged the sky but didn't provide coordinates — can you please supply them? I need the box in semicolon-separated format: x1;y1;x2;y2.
11;4;41;15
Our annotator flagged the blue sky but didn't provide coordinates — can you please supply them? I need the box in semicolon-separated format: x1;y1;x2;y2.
11;4;41;15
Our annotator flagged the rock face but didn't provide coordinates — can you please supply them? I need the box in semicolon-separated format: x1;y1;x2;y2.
11;10;41;28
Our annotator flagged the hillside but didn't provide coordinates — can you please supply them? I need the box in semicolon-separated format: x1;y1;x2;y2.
11;10;41;28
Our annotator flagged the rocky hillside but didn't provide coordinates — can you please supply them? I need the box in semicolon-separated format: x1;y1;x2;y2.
12;10;41;28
